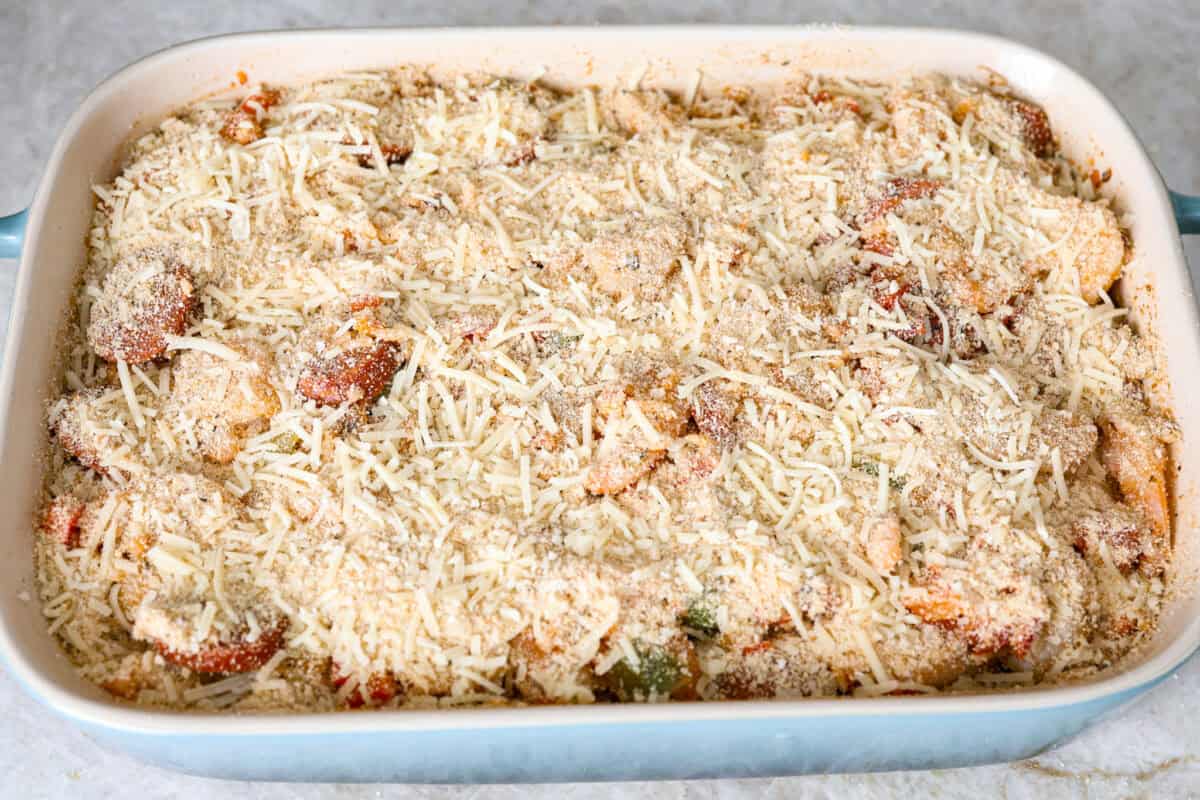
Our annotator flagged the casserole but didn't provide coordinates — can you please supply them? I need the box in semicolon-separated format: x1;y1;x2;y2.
1;25;1199;781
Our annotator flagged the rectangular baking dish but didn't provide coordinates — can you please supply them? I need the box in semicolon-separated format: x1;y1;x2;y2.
1;26;1199;782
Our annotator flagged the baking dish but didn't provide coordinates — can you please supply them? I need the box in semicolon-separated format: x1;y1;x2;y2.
1;26;1199;782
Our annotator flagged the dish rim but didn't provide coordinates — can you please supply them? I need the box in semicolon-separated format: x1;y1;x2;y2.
2;24;1197;737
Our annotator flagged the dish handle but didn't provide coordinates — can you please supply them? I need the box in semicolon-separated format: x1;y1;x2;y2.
1171;190;1200;235
0;208;27;260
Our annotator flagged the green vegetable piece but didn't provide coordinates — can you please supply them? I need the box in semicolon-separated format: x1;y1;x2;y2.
852;458;906;491
854;458;879;477
681;598;719;639
605;644;683;701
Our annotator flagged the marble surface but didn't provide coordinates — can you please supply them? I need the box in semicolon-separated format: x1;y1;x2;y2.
2;2;1199;797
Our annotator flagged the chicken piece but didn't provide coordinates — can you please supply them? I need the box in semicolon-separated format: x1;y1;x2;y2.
689;380;742;449
509;554;624;704
297;341;404;406
507;631;595;705
1072;506;1161;576
902;554;1049;660
906;434;974;516
49;391;125;477
996;545;1096;675
170;344;280;463
86;251;196;363
715;635;843;699
950;85;1055;159
893;76;1053;173
586;353;690;495
631;399;689;439
1014;177;1126;303
154;620;287;674
795;575;841;623
860;177;943;226
585;444;666;496
593;381;631;428
771;360;843;411
1010;99;1054;158
865;514;903;574
902;579;971;627
620;350;683;398
135;552;288;675
1099;412;1173;551
852;355;915;407
926;226;1032;314
220;88;281;145
330;662;399;708
887;76;957;162
874;625;970;689
41;495;86;548
1037;410;1100;473
584;214;687;301
659;434;720;488
959;390;1098;475
594;351;688;432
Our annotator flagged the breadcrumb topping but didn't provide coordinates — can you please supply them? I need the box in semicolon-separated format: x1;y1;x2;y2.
36;68;1176;710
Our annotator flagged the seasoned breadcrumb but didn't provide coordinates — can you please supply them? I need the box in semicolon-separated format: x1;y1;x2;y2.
36;67;1176;711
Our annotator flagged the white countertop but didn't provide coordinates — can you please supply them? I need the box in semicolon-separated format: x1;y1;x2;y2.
3;2;1199;797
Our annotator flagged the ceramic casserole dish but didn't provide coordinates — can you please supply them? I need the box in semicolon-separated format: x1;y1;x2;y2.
1;26;1199;782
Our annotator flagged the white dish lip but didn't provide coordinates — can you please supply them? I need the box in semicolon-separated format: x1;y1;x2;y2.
1;24;1196;737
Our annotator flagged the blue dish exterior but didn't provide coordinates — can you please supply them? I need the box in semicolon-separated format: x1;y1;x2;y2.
0;209;27;260
1173;191;1200;235
66;681;1159;782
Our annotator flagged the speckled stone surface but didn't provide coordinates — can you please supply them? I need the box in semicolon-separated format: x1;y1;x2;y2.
1;2;1198;797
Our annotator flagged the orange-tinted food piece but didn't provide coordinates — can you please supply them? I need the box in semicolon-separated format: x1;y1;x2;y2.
297;341;404;406
1011;98;1054;157
811;90;861;114
101;676;140;700
869;267;911;312
220;89;281;144
331;662;398;708
903;574;1045;659
348;294;384;312
865;514;903;574
87;256;196;363
156;623;286;674
861;233;895;257
42;496;86;548
861;177;942;225
1072;507;1154;575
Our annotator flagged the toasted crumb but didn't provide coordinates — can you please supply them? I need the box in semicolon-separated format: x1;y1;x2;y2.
36;68;1173;711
